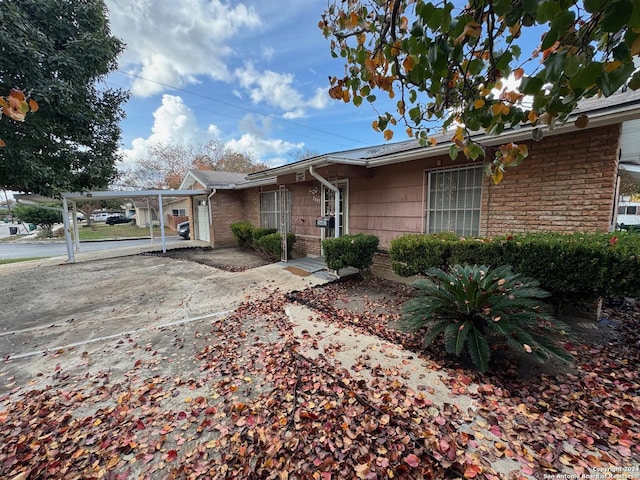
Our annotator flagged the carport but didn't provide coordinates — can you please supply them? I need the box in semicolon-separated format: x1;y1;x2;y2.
16;189;206;263
60;190;207;263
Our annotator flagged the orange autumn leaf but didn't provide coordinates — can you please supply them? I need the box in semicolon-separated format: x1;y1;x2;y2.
383;129;394;141
464;463;483;478
402;55;415;73
604;61;622;73
513;67;524;80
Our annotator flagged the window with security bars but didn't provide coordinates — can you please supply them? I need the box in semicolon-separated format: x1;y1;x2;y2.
426;166;483;236
260;190;290;231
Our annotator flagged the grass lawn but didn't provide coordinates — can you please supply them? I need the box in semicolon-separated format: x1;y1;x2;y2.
78;223;175;240
0;257;47;265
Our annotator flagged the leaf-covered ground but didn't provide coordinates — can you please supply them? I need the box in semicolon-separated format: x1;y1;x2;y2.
1;277;638;479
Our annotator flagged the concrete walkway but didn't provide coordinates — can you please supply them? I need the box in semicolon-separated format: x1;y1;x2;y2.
285;303;524;478
278;255;360;280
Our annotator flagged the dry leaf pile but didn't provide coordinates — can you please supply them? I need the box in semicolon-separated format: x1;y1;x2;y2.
0;277;638;479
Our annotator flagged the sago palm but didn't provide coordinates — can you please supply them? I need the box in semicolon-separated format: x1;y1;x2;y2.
398;264;573;372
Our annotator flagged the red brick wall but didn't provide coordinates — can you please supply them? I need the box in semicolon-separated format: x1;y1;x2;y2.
243;188;260;226
480;124;621;236
211;191;245;247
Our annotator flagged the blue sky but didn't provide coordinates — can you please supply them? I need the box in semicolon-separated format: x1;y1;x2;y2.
103;0;399;172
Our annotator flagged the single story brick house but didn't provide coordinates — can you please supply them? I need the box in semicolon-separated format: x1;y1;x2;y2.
181;89;640;266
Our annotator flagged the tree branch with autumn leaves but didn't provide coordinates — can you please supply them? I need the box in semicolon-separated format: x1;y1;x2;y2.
320;0;640;184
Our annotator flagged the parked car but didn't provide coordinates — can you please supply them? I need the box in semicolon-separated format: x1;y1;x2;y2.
105;215;133;225
177;221;190;239
617;223;640;232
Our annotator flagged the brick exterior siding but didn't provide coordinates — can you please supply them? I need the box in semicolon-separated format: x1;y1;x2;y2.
210;188;261;247
185;123;621;259
480;124;621;236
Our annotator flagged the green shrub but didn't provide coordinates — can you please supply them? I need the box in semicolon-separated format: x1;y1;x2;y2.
389;232;457;276
508;232;640;299
389;232;640;299
252;227;278;245
13;204;62;232
322;234;379;271
255;232;296;260
230;221;255;247
397;264;573;372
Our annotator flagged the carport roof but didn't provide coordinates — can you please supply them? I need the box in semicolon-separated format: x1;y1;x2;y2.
15;189;208;204
61;189;208;201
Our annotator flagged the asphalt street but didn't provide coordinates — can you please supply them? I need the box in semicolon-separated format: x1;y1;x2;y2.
0;237;186;260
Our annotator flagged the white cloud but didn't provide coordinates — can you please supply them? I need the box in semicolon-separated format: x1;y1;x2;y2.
261;46;275;62
233;63;329;118
120;97;303;170
106;0;261;96
120;95;211;168
225;134;304;167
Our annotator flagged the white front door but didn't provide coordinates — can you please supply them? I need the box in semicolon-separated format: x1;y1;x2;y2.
196;201;210;242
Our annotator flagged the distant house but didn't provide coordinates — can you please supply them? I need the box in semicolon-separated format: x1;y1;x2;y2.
181;89;640;264
179;170;271;245
163;197;189;230
132;200;156;228
131;197;190;231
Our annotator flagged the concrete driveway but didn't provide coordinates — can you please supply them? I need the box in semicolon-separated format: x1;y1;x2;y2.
0;250;329;394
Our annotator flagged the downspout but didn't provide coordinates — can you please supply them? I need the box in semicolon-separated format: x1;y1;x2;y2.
208;189;217;224
309;165;340;238
208;189;216;245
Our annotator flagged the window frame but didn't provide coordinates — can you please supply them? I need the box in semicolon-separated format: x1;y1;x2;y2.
260;189;291;232
424;165;483;237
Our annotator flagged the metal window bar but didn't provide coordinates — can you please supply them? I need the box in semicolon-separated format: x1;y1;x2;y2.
426;166;482;236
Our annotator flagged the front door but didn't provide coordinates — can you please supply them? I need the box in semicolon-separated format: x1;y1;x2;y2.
196;200;210;242
322;180;348;240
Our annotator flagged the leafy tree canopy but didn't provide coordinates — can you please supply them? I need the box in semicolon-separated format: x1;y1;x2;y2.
0;0;129;197
12;204;62;233
119;141;268;190
320;0;640;183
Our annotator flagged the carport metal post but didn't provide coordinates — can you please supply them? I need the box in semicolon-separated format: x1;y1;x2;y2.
71;200;80;252
62;197;75;263
147;198;154;243
158;193;167;253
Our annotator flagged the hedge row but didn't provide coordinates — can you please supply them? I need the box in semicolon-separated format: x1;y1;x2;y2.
230;222;295;260
389;232;640;299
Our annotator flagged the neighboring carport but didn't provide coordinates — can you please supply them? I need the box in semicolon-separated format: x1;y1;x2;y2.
16;189;207;263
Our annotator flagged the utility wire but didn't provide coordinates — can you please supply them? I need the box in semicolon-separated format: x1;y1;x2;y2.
114;70;373;149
